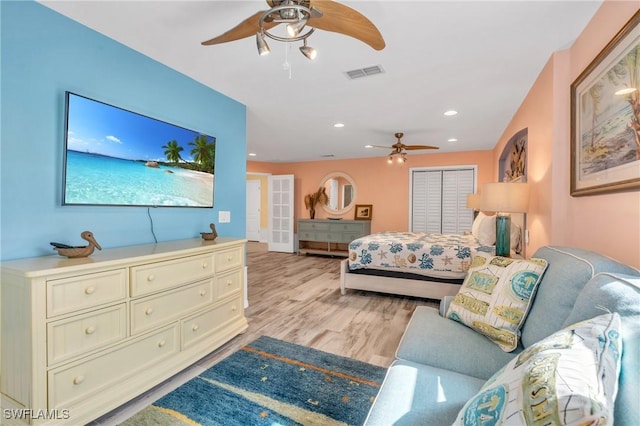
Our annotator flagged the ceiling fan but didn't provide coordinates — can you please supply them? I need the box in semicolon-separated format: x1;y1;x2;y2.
201;0;385;60
369;133;440;163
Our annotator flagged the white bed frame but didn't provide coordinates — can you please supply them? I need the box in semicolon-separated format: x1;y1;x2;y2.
339;259;461;300
339;213;527;301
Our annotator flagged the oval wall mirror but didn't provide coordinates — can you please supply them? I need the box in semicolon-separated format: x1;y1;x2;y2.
320;172;357;215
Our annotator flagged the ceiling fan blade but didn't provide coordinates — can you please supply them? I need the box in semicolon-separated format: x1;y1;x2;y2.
308;0;385;50
369;145;393;149
201;10;277;46
405;145;440;150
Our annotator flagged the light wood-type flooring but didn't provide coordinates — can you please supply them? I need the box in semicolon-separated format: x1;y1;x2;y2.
92;242;438;425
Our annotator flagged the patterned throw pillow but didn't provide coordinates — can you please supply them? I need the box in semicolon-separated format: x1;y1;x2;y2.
453;313;622;426
446;255;548;351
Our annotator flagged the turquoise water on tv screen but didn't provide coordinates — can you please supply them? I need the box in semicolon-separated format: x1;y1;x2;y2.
64;150;214;207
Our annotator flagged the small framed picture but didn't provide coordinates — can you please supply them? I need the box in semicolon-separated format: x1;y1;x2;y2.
354;204;373;220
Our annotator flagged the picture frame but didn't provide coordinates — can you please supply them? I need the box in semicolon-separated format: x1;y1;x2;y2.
354;204;373;220
570;10;640;196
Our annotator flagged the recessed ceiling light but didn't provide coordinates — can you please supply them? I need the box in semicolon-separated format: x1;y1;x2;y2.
333;123;345;128
248;152;257;157
444;110;458;116
364;145;373;148
447;138;458;142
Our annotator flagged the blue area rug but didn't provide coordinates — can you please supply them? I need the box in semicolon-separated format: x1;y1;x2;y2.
121;336;387;425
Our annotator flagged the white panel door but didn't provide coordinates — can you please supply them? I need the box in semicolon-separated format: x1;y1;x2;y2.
268;174;294;253
246;179;261;242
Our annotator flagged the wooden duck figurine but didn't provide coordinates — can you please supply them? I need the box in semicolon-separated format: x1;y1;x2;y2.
200;223;218;241
50;231;102;258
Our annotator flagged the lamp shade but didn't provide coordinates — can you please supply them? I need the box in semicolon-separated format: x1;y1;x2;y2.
481;182;530;213
466;194;481;210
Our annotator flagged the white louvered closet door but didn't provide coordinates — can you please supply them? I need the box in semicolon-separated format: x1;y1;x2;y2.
268;174;294;252
411;170;443;233
442;169;474;233
411;167;475;234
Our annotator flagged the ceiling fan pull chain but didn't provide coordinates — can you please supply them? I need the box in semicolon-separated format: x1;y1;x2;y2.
282;44;293;79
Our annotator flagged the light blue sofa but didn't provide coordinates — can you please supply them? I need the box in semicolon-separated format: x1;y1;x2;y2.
364;246;640;425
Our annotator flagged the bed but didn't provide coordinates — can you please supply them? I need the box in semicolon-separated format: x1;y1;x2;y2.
340;212;523;300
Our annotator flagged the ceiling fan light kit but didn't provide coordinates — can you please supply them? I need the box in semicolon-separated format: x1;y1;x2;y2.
255;2;318;60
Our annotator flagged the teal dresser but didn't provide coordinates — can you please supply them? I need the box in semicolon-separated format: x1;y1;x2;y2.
298;219;371;257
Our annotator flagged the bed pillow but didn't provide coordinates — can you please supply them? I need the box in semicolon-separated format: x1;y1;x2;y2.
471;212;496;246
453;312;622;426
510;224;522;254
446;254;547;351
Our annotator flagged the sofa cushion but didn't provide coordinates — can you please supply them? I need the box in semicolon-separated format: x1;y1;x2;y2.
562;273;640;426
364;360;485;426
521;246;640;348
453;313;622;426
396;306;517;380
446;254;547;351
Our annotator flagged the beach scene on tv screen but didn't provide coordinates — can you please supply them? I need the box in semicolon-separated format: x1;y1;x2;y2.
64;93;215;207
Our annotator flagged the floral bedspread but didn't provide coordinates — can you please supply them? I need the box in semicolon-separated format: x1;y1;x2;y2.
348;231;494;279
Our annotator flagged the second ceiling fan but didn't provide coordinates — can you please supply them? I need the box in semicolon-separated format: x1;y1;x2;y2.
370;133;440;163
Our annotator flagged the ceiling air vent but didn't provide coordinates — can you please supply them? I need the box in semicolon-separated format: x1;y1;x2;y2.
344;65;385;80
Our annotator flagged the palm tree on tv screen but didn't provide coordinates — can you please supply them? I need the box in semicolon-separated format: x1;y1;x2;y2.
189;134;216;173
162;140;184;164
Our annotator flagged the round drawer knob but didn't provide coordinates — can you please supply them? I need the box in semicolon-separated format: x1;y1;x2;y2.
73;375;85;385
200;290;207;297
227;280;233;287
84;286;95;295
227;256;233;262
85;326;96;335
145;307;154;316
232;305;237;312
147;274;155;282
157;340;166;348
192;324;199;332
202;262;208;269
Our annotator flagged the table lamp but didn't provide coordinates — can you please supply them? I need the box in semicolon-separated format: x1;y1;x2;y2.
466;193;481;219
480;182;530;257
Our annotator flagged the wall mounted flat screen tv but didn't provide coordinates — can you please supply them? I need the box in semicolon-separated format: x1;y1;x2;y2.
63;92;215;208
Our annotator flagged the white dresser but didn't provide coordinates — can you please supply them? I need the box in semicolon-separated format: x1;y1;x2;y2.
0;237;248;425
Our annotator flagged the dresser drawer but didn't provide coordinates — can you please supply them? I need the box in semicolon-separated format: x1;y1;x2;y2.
48;304;127;366
47;269;127;318
299;231;319;241
48;324;178;409
216;269;242;300
130;254;214;297
214;247;243;273
343;232;363;243
130;279;214;334
325;232;345;242
181;297;243;349
299;222;329;232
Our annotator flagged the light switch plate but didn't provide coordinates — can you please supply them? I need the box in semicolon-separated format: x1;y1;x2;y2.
218;211;231;223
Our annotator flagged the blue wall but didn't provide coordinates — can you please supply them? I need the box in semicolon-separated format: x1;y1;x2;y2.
0;2;247;260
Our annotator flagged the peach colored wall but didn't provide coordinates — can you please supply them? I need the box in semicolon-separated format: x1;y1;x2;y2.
493;0;640;268
248;150;494;233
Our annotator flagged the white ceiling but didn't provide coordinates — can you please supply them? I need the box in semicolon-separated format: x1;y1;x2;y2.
39;0;602;163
